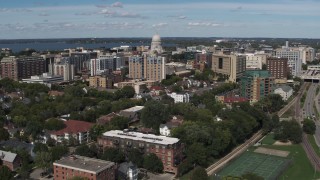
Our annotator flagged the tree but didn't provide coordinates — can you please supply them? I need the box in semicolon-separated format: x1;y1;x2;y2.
101;147;125;163
274;121;302;143
0;128;9;141
33;143;49;153
140;100;169;130
35;152;52;173
186;143;208;166
303;119;316;135
190;166;208;180
143;153;163;173
75;145;96;158
241;172;264;180
0;166;13;180
89;125;105;141
127;149;144;167
109;116;130;130
50;146;69;161
44;118;66;131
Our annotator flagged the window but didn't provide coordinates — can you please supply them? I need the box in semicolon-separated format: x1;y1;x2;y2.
218;58;223;69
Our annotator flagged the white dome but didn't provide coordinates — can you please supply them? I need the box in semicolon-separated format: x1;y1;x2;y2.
152;34;161;42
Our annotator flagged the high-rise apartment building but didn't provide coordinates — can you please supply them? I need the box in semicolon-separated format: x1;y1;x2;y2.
129;54;166;81
49;58;75;81
90;55;125;76
70;51;97;73
0;56;18;80
1;56;46;80
266;57;288;79
212;53;246;82
240;70;274;103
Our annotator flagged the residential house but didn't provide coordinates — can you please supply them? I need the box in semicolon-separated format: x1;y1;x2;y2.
274;85;293;101
0;150;21;171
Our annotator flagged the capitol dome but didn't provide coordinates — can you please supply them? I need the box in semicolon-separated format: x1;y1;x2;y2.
152;34;161;42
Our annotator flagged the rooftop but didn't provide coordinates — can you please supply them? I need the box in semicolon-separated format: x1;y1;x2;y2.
54;155;115;174
0;150;17;163
121;106;144;112
102;130;180;145
51;120;93;135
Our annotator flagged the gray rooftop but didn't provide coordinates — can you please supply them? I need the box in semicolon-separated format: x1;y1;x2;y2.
102;130;180;145
0;150;17;163
275;85;292;92
53;155;115;174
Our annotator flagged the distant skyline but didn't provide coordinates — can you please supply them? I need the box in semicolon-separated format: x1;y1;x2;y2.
1;0;320;39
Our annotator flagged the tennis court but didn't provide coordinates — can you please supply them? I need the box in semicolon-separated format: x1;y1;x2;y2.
216;151;291;180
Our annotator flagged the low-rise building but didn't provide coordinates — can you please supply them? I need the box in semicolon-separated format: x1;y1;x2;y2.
167;93;190;103
21;73;64;88
98;130;184;174
119;106;144;122
274;85;293;101
0;150;21;171
53;155;116;180
50;120;93;144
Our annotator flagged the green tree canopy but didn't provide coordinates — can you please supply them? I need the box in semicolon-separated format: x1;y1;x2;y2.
101;147;125;163
0;166;13;180
0;127;10;141
75;145;96;158
44;118;66;131
35;151;52;173
274;120;302;143
190;166;208;180
303;119;316;135
143;153;163;173
140;100;169;130
33;143;49;153
241;172;264;180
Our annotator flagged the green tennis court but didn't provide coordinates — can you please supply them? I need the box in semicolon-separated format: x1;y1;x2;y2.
216;151;291;180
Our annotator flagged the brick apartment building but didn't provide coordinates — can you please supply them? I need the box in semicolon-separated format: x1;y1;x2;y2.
1;56;46;80
266;57;288;79
53;155;116;180
97;130;184;174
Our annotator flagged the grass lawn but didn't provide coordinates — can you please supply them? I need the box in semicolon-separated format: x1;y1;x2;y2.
260;133;276;145
261;144;320;180
307;134;320;157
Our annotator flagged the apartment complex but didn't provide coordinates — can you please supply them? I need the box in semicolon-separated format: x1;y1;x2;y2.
49;59;75;81
266;57;288;79
53;155;116;180
240;70;274;103
90;55;125;76
167;93;190;103
1;56;46;80
212;53;246;82
89;76;113;89
98;130;184;174
129;54;166;82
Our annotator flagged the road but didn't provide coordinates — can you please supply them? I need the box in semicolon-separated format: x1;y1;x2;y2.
296;82;320;171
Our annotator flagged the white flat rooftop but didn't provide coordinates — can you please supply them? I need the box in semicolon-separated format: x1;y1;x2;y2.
122;106;144;112
102;130;180;145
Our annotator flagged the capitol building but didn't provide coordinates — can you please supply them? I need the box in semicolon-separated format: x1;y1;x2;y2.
150;33;163;54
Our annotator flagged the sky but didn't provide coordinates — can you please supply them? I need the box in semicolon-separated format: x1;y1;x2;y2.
0;0;320;39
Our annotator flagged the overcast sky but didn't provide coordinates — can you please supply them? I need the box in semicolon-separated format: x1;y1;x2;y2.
1;0;320;39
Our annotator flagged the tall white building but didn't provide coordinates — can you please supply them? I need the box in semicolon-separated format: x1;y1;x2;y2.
49;59;75;81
